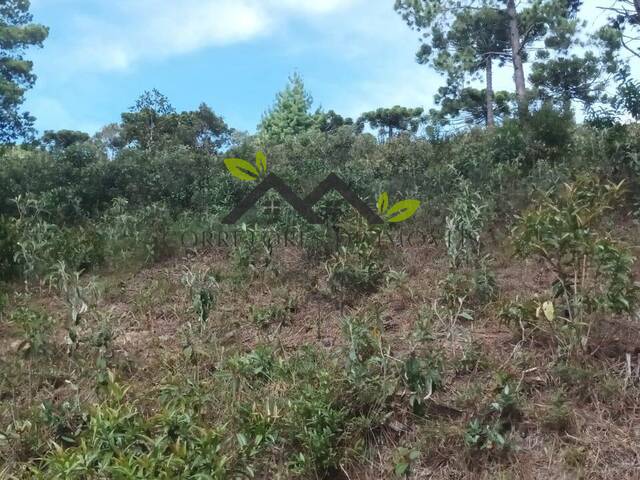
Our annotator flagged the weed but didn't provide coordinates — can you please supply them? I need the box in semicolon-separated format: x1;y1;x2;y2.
464;418;512;454
403;352;443;415
445;182;488;268
0;291;8;320
542;391;572;433
251;303;291;328
48;261;95;353
9;307;54;357
326;220;386;301
464;375;520;457
181;266;218;332
456;341;488;374
392;446;420;477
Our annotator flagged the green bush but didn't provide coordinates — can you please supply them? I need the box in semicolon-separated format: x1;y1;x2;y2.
0;214;18;280
10;307;54;357
512;175;638;350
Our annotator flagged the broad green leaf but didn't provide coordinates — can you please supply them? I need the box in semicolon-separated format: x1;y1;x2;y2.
394;462;409;476
386;199;421;223
256;151;267;175
224;158;259;181
377;192;389;214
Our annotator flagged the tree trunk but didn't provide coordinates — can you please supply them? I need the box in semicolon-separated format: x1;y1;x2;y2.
485;55;495;128
506;0;528;119
635;0;640;18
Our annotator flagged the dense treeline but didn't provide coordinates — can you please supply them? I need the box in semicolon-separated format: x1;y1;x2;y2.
1;89;640;281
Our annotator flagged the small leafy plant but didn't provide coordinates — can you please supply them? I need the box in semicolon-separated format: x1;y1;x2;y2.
181;266;219;331
393;446;420;477
445;183;488;268
10;307;54;357
512;175;638;351
325;219;386;301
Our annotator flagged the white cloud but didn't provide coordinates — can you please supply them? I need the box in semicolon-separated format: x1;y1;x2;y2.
58;0;356;72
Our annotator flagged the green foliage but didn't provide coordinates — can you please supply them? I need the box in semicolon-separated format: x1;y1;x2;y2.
0;0;49;143
229;224;278;281
342;314;396;412
513;175;638;350
31;386;233;479
181;267;218;329
514;176;636;311
100;198;172;265
402;352;443;415
393;446;420;477
325;221;385;299
258;73;317;145
12;195;104;281
524;103;576;163
542;391;572;433
119;90;232;153
433;87;514;128
597;1;640;61
445;183;488;268
358;106;424;141
226;346;278;385
10;307;53;356
395;0;586;121
499;297;539;331
0;214;18;280
616;75;640;121
530;53;605;109
251;303;293;328
42;130;90;151
0;291;7;318
464;376;519;455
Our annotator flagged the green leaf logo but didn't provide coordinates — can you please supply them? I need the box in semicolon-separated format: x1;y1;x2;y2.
225;158;260;182
385;199;421;223
377;192;389;215
225;152;268;181
256;151;267;176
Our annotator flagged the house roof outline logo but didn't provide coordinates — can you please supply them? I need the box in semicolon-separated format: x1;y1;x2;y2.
222;172;383;225
222;152;420;225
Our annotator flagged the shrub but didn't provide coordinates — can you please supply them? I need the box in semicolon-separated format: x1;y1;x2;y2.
325;220;385;300
11;195;104;281
181;266;218;330
0;214;18;280
512;175;638;351
464;376;519;456
445;183;488;268
10;307;54;357
100;198;173;265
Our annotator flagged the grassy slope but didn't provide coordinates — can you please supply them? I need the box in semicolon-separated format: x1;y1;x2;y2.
1;226;640;479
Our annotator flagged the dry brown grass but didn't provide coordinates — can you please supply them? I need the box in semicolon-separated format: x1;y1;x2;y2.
2;234;640;478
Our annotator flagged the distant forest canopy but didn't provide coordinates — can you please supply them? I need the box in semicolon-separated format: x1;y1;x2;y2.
0;0;638;150
0;0;639;230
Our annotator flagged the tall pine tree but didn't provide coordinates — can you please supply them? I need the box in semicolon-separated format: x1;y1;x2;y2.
395;0;582;119
258;73;316;145
0;0;48;144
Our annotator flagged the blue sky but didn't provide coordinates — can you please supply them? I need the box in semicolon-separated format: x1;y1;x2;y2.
24;0;637;135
